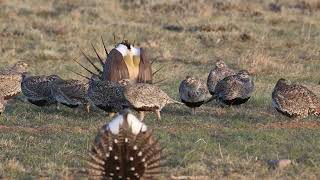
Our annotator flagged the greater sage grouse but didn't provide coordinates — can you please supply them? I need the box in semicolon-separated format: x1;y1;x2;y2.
272;78;320;118
21;74;62;107
207;60;235;95
87;110;163;179
124;83;182;120
0;61;28;114
179;76;211;115
88;75;130;114
75;39;153;84
51;79;90;112
214;70;254;105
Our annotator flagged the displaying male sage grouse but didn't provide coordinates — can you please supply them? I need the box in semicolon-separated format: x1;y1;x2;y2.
179;76;211;115
272;78;320;118
21;74;62;107
87;75;130;115
214;70;254;105
87;110;163;179
75;38;153;84
207;60;235;95
124;83;183;120
0;61;28;114
50;79;90;112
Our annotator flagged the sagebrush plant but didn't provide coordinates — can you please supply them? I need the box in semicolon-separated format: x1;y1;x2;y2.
0;0;320;179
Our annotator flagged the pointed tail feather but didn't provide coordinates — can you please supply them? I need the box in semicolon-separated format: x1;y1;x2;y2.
72;57;97;76
91;43;105;66
153;78;167;85
112;33;116;45
68;69;90;80
151;56;161;65
101;36;109;57
152;65;164;76
80;49;103;75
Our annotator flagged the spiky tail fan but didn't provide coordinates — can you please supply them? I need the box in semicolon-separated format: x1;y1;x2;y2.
73;37;164;84
87;120;164;179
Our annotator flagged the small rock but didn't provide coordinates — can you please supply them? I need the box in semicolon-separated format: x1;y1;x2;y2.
268;159;292;170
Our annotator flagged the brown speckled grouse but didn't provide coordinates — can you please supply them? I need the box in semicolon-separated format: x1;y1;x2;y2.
207;60;235;96
51;79;90;112
87;75;130;115
0;62;28;114
214;70;254;105
21;74;62;107
124;83;183;120
272;78;320;118
179;76;211;115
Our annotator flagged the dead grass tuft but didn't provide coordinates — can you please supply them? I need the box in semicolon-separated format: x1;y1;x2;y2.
0;159;26;175
0;139;16;149
236;50;304;76
32;21;69;36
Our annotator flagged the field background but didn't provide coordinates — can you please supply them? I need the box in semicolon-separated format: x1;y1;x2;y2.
1;0;320;179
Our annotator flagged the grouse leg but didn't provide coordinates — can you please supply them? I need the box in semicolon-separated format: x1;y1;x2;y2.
139;111;145;121
155;110;161;120
191;108;196;115
85;104;90;113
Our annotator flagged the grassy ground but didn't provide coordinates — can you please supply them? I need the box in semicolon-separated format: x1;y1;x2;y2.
1;0;320;179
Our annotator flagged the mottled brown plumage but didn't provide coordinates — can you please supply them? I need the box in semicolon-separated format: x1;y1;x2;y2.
124;83;183;120
0;97;6;115
214;70;254;105
272;78;320;118
0;62;28;114
207;60;235;95
179;76;211;115
51;79;90;112
88;75;130;114
87;110;163;179
21;74;62;107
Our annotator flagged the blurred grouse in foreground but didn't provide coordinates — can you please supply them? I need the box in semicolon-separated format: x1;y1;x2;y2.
272;78;320;118
0;62;28;114
207;60;235;95
214;70;254;105
87;110;163;179
179;76;211;115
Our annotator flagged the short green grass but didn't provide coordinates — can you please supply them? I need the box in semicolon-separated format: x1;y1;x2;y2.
1;0;320;179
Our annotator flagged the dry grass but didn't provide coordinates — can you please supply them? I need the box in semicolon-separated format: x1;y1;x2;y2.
0;0;320;179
